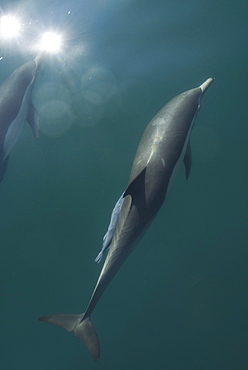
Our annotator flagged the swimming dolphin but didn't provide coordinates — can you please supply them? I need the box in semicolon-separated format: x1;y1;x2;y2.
39;77;214;360
0;55;43;182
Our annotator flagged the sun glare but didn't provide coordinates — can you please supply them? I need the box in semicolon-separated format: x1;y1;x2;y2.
0;12;66;55
39;32;62;53
0;15;21;38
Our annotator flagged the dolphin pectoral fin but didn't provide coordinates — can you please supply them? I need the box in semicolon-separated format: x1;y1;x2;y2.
183;142;192;180
27;103;39;138
124;167;147;198
0;156;9;183
39;313;100;361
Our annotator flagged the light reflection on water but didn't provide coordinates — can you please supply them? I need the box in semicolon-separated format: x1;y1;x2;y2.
34;58;153;135
34;63;120;134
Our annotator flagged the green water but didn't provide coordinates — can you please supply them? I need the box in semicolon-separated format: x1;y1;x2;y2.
0;1;248;369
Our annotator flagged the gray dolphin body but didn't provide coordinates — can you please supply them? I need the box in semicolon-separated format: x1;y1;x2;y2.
39;77;214;360
0;56;42;182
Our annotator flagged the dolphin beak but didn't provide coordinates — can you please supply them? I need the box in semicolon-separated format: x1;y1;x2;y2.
200;77;215;94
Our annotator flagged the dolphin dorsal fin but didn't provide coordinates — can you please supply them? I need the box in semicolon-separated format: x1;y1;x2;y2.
123;167;147;198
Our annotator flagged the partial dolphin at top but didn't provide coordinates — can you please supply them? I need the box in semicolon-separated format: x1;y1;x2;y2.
0;55;43;182
39;77;214;360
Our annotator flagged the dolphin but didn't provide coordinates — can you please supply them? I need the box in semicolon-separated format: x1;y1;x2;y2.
0;55;43;182
39;77;214;360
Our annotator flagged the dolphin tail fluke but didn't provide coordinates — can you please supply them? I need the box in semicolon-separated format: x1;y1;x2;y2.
39;313;100;361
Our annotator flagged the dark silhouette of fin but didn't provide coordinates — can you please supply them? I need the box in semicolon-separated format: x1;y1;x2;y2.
124;167;147;198
0;156;9;183
183;141;192;180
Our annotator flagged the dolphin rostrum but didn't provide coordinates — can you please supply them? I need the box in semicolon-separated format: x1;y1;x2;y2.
39;77;214;360
0;55;43;182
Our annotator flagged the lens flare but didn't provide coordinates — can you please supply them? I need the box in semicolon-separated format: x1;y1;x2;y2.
0;15;21;38
39;32;62;53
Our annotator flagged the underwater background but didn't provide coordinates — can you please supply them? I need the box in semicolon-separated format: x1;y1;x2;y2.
0;0;248;369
